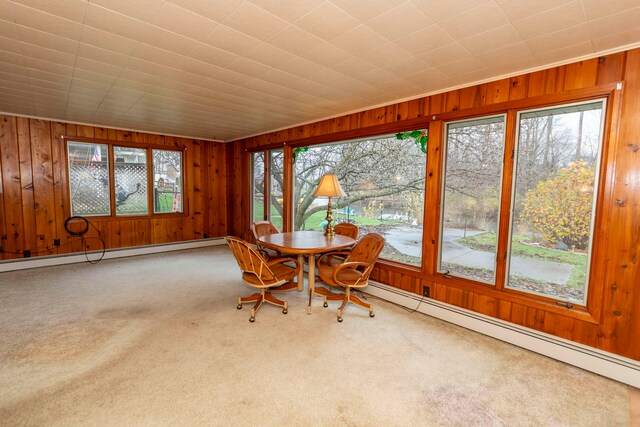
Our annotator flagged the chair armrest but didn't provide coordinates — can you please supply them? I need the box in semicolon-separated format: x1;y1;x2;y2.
334;261;368;271
332;261;370;286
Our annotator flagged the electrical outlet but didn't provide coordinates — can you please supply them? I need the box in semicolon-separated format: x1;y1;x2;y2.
423;286;430;298
54;238;60;246
23;250;31;258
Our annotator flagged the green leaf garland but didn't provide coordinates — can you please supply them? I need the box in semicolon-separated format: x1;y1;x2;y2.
293;146;309;163
396;130;428;153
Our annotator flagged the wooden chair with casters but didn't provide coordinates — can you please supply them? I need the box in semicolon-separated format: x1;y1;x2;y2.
313;222;359;303
225;236;300;323
317;233;385;322
319;222;359;266
333;222;358;239
251;220;281;259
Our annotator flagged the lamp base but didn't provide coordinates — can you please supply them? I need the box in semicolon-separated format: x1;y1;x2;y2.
324;198;334;237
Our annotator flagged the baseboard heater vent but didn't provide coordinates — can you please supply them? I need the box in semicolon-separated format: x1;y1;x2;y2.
366;281;640;388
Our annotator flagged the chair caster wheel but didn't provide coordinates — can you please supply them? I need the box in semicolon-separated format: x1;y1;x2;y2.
370;312;375;318
323;302;328;308
237;304;242;310
249;316;255;323
282;308;288;314
337;316;343;322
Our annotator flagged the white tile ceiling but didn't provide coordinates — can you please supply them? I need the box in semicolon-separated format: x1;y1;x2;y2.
1;0;640;141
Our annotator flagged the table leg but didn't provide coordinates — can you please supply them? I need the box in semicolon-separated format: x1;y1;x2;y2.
297;254;305;291
307;254;315;315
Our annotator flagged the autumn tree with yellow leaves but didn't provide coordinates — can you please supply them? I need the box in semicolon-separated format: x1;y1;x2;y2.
520;160;595;250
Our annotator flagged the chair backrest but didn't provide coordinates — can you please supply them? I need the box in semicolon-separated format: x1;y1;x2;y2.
346;233;385;265
252;221;280;242
345;233;385;285
334;222;358;239
225;236;278;286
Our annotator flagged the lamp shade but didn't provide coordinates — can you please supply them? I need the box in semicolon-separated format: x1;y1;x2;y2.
313;174;346;198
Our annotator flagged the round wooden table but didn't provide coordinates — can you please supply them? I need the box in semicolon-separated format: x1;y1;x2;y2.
258;231;355;314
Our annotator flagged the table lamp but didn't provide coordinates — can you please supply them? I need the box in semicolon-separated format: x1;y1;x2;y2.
313;173;346;237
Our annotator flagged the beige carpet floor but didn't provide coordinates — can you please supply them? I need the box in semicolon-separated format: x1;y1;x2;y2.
0;246;634;426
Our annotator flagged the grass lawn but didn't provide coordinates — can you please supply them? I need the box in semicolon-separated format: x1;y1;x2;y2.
299;210;396;230
155;193;176;213
456;232;587;289
255;198;403;230
252;201;283;230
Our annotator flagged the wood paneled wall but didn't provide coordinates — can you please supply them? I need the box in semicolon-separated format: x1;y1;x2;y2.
0;117;227;260
229;49;640;361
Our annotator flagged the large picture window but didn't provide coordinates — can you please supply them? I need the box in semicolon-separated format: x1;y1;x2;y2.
506;100;605;304
439;116;506;284
293;133;426;266
67;141;184;217
434;99;607;307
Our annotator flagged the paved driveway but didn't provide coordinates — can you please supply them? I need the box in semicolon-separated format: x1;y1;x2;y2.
384;227;572;285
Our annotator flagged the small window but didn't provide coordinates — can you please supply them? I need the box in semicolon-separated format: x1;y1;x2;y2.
67;142;110;216
439;116;506;284
252;152;265;222
251;149;283;229
269;149;284;230
114;146;148;215
153;149;183;213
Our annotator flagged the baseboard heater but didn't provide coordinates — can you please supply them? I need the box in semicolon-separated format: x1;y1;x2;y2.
366;281;640;389
0;238;226;272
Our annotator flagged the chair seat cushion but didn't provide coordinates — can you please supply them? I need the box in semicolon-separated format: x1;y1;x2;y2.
242;262;297;287
270;262;298;281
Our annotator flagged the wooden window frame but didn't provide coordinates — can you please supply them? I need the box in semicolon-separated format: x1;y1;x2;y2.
436;101;607;308
438;114;507;286
63;136;187;220
249;147;287;231
429;86;619;323
150;148;185;215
